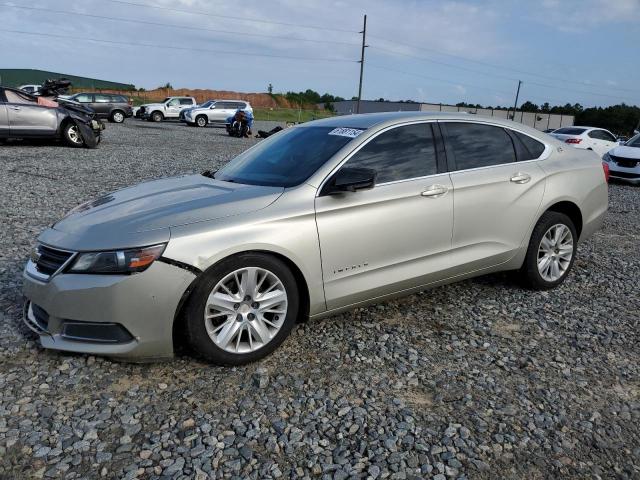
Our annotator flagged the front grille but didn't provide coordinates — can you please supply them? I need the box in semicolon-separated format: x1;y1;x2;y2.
610;170;640;179
610;155;638;168
35;245;73;276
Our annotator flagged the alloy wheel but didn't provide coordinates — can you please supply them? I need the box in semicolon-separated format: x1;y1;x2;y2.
197;117;206;127
204;267;288;354
67;125;82;144
537;223;574;282
113;111;124;123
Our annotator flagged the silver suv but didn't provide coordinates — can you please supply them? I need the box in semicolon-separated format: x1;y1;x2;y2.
183;99;252;127
22;112;608;364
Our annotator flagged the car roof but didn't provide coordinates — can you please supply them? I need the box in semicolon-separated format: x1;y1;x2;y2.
302;111;553;138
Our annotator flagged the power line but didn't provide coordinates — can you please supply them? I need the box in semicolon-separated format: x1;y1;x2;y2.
367;64;515;97
369;35;639;96
0;3;360;47
369;45;638;103
368;64;589;106
0;29;358;63
101;0;358;34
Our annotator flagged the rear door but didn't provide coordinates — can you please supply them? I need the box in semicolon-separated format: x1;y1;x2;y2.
92;94;113;117
315;122;454;309
5;89;57;136
440;121;547;272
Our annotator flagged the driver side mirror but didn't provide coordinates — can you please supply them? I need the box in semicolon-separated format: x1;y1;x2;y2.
321;167;376;196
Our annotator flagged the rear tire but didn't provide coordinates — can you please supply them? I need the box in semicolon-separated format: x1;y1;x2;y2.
184;253;299;365
62;122;84;148
110;110;125;123
151;111;163;122
520;211;577;290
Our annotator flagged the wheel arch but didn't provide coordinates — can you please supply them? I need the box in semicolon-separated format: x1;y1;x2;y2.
544;200;583;238
171;249;311;355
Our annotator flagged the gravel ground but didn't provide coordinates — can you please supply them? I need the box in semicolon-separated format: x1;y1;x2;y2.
0;121;639;480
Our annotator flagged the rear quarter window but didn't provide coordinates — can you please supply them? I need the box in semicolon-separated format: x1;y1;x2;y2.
513;131;546;160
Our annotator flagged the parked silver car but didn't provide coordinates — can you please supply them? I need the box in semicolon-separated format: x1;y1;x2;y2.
22;112;608;364
183;99;252;127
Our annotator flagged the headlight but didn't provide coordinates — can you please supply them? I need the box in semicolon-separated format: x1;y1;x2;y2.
603;152;612;162
68;244;166;274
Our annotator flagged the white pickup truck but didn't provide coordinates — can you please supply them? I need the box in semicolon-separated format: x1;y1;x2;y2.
136;97;197;122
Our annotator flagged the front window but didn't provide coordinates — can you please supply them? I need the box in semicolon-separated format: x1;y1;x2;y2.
214;127;360;187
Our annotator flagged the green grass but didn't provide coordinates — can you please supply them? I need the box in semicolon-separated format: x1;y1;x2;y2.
253;108;334;123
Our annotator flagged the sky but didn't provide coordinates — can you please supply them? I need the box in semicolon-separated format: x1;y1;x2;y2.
0;0;638;108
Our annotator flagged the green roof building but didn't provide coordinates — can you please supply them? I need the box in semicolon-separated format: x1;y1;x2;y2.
0;69;134;90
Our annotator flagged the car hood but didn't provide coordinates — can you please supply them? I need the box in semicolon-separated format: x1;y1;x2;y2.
140;103;163;108
609;145;640;159
41;175;284;251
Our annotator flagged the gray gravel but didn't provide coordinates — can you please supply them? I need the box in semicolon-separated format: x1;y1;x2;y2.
1;121;639;479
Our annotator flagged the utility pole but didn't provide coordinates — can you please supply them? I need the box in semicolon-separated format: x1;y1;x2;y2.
356;14;368;114
512;80;522;120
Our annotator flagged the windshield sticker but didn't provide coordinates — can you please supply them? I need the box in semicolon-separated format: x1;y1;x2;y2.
328;127;365;138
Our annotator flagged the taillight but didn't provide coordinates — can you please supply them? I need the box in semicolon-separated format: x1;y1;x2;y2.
602;161;609;182
565;138;582;144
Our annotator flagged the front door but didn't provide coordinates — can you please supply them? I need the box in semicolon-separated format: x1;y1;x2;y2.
440;121;546;271
315;122;454;310
5;89;57;136
588;129;618;157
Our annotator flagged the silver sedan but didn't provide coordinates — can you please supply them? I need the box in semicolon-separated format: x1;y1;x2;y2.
23;112;608;364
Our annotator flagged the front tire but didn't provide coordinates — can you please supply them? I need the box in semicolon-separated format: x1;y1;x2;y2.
151;111;163;122
62;122;84;148
184;253;299;365
195;115;208;127
520;211;577;290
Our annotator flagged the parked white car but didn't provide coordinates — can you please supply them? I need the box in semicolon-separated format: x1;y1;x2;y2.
137;97;197;122
603;133;640;184
19;84;41;94
183;100;252;127
551;126;618;157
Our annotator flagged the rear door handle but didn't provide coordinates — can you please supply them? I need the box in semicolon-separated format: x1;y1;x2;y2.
9;106;20;111
510;173;531;184
421;184;448;198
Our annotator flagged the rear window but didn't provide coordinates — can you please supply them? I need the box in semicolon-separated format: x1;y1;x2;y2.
443;122;516;170
554;128;586;135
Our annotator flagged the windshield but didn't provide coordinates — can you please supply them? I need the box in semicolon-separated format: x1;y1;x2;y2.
198;101;214;108
161;97;170;103
626;133;640;147
214;126;361;187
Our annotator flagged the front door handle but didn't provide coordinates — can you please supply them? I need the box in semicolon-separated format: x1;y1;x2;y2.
9;106;21;111
510;173;531;184
421;184;449;198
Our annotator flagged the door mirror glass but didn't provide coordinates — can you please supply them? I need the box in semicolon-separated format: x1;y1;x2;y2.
323;167;376;195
